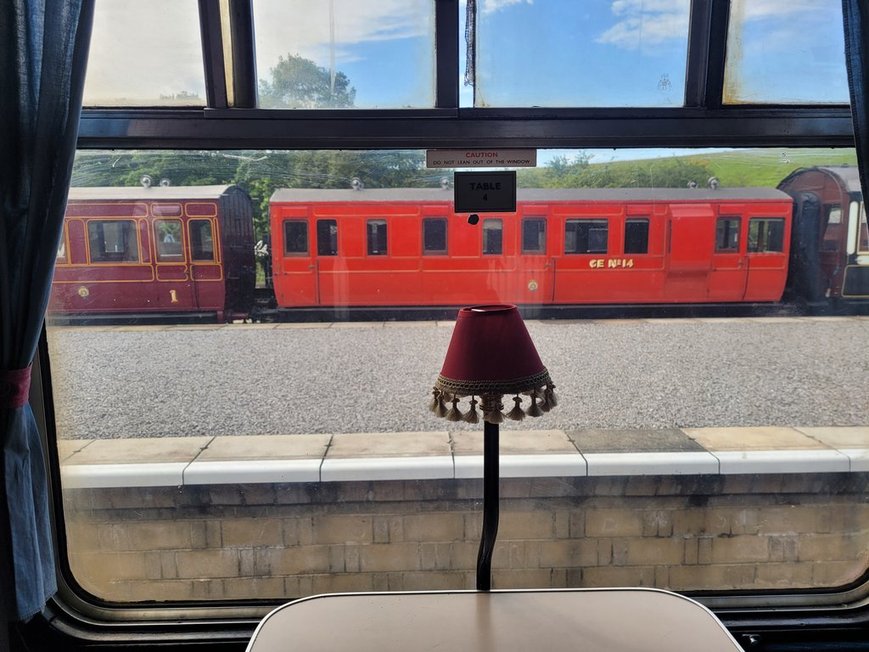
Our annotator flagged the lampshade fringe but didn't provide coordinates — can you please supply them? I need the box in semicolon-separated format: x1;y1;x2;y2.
446;395;464;421
526;390;544;417
545;384;558;407
506;395;525;421
435;394;449;418
463;397;480;424
429;389;441;414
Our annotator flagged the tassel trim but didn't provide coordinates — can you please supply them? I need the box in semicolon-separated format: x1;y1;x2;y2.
428;383;557;422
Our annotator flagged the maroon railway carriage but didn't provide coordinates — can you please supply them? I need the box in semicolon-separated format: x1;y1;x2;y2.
269;187;794;309
778;166;869;303
49;185;255;321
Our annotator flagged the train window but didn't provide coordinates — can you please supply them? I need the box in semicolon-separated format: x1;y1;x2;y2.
82;2;206;107
317;220;338;256
624;218;649;254
422;218;447;255
56;234;67;264
367;219;388;255
86;220;139;263
747;218;785;253
155;220;184;261
189;220;216;262
715;217;740;252
859;203;869;252
283;220;309;255
565;219;608;254
482;219;503;255
253;0;436;109
522;218;546;254
822;206;842;252
472;0;689;107
723;0;848;105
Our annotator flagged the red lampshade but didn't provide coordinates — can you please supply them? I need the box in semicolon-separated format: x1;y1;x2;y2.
431;305;557;424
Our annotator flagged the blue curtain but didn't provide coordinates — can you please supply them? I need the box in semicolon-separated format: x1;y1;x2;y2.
0;0;93;623
843;0;869;198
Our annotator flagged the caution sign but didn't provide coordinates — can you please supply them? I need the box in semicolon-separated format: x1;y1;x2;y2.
427;149;536;168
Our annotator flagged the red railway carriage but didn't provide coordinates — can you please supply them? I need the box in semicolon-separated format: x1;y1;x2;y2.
778;166;869;303
49;185;255;321
269;187;794;309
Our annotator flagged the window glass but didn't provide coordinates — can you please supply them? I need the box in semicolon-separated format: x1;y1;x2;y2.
823;205;842;251
57;234;67;263
723;0;848;104
284;220;309;255
565;219;608;254
190;220;215;261
423;218;447;254
472;0;689;107
748;218;785;253
521;218;546;254
155;219;184;261
624;218;649;254
859;203;869;253
482;219;503;255
48;148;867;610
83;1;206;106
715;217;740;252
253;0;435;108
87;220;139;262
367;219;388;255
317;219;338;256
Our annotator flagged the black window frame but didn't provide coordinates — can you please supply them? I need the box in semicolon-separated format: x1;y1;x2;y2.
715;216;741;252
482;218;503;255
31;0;868;648
283;219;309;255
565;219;608;255
521;218;547;254
317;219;338;256
624;218;650;254
422;217;448;255
367;219;388;256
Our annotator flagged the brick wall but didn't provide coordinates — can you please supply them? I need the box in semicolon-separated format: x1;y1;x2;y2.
62;473;869;603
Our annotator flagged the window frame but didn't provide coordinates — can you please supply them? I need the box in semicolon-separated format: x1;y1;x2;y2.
366;219;388;256
422;217;448;255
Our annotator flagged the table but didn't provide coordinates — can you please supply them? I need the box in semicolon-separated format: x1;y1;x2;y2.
246;588;743;652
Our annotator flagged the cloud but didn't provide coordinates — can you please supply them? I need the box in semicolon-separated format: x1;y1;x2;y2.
254;0;431;73
596;0;690;50
480;0;534;14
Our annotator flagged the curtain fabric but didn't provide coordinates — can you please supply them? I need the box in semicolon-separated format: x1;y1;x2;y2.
843;0;869;199
0;0;93;622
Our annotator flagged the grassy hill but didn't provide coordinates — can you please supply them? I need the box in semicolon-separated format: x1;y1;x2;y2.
521;148;859;189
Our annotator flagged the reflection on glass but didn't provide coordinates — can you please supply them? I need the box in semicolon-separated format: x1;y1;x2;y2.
83;1;206;106
253;0;435;108
472;0;689;107
724;0;848;104
50;148;867;605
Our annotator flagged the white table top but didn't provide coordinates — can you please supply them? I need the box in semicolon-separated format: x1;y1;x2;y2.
246;588;743;652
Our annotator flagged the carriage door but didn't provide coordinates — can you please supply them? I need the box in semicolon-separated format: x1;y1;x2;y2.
664;205;716;301
277;217;318;306
153;218;194;309
707;215;748;301
188;218;223;310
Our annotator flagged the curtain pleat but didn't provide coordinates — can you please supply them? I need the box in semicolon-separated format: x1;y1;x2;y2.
843;0;869;199
0;0;93;622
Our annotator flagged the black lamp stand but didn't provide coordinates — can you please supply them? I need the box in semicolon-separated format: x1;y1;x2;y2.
476;419;500;591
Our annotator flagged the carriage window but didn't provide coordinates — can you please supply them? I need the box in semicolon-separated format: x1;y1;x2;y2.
155;219;183;261
422;218;447;254
87;220;139;262
317;219;338;256
748;218;785;253
56;234;67;263
283;220;309;255
367;219;388;255
859;203;869;253
823;205;843;251
521;218;546;254
715;217;740;252
565;219;608;254
189;220;215;261
624;218;649;254
482;219;503;255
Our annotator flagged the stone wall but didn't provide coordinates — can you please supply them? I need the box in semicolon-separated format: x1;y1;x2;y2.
63;472;869;603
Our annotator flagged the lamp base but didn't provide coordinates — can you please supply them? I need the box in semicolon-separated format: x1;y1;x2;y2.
476;420;499;591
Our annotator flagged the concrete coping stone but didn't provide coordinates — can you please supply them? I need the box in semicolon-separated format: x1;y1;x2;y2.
57;426;869;489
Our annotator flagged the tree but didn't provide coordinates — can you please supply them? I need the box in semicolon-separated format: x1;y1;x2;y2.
258;54;356;109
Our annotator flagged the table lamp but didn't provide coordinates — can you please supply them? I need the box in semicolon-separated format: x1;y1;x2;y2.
430;304;556;590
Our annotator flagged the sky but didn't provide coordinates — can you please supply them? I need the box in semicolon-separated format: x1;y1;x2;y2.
82;0;849;149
